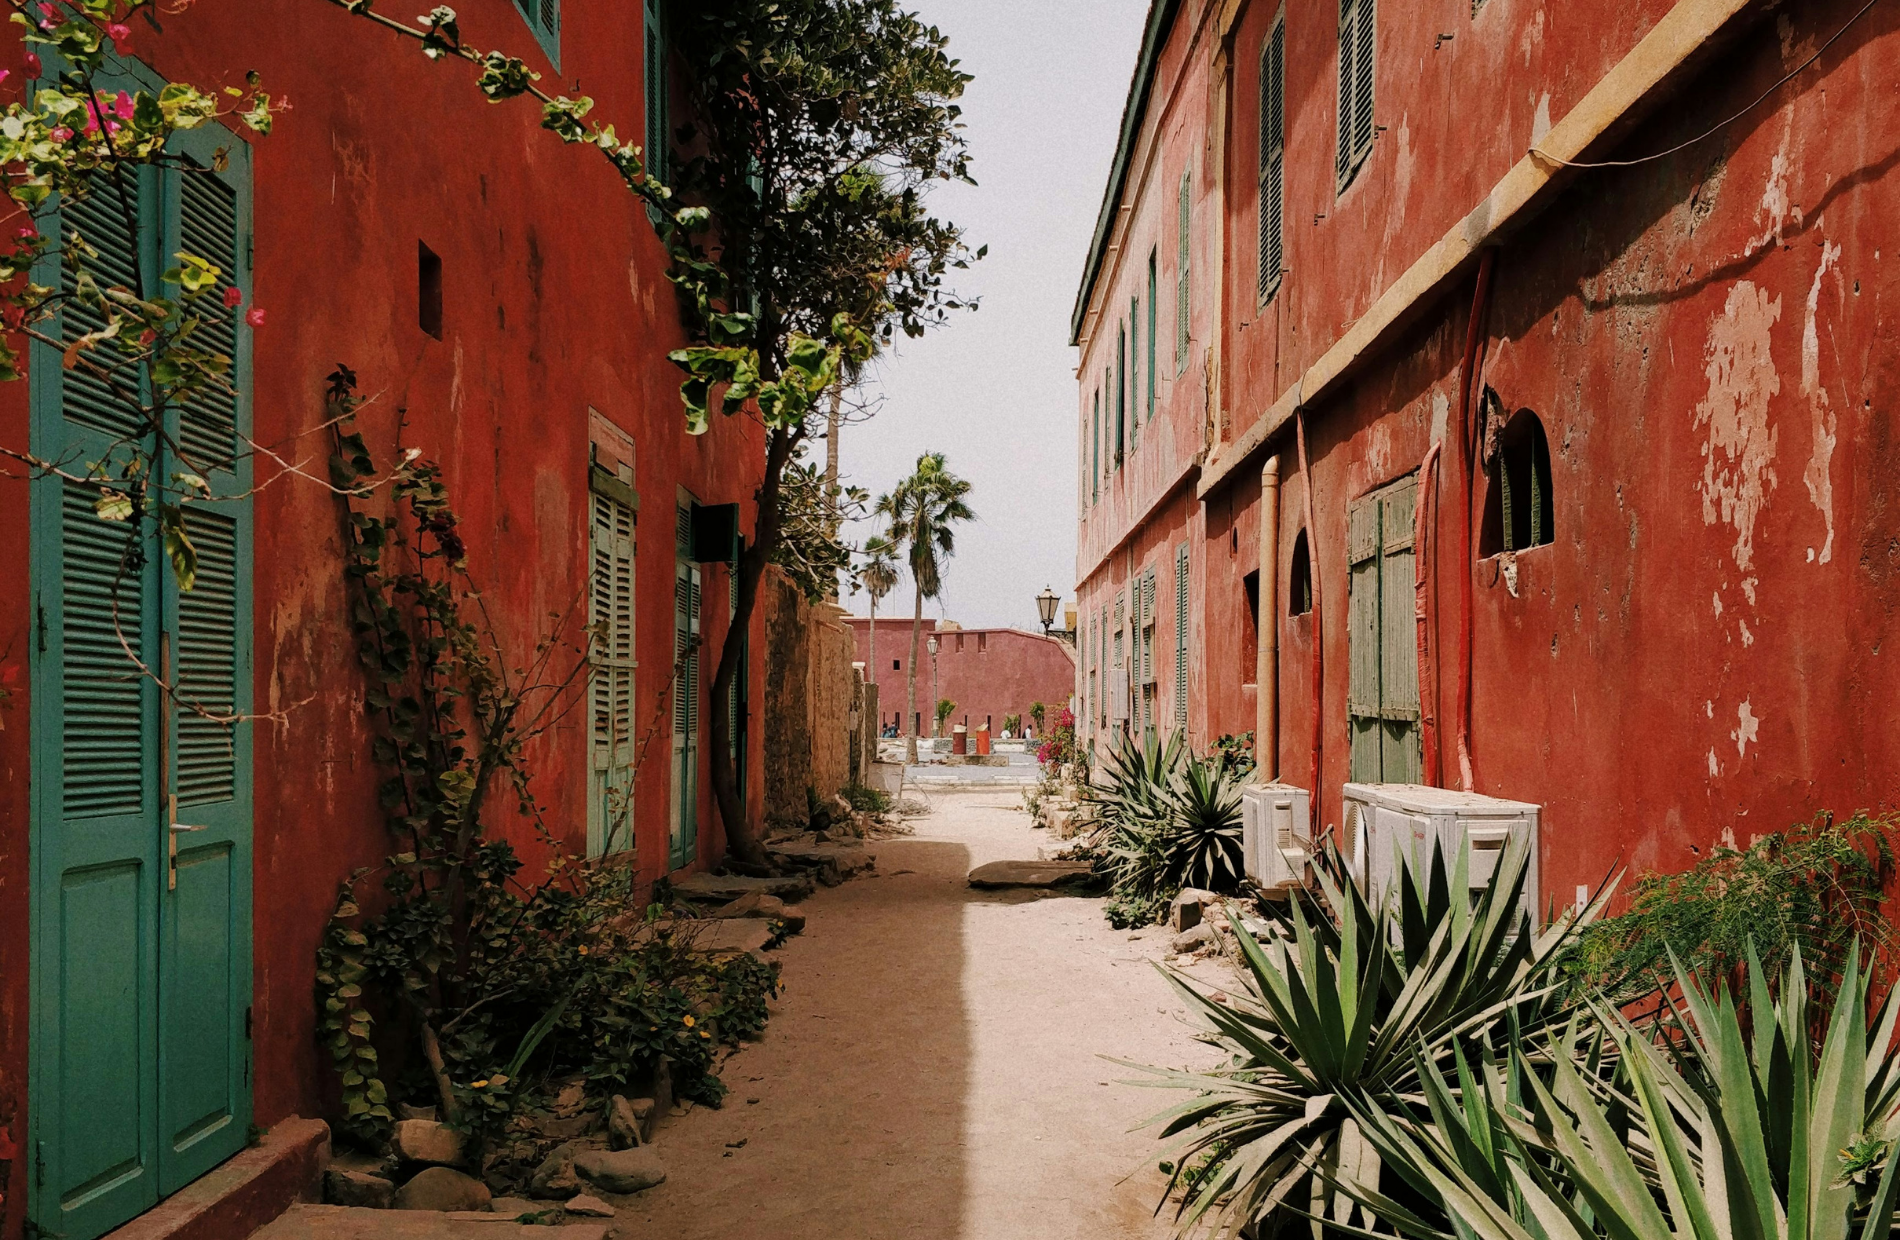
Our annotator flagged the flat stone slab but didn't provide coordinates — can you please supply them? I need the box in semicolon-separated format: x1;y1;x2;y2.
966;859;1098;890
680;918;777;958
251;1205;607;1240
674;871;815;904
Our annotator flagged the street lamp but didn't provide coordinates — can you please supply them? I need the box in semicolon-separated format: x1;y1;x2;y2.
1036;585;1060;636
926;634;940;737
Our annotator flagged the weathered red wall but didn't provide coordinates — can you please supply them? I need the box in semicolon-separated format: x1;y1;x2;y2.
1080;0;1900;921
0;0;766;1213
845;619;1075;740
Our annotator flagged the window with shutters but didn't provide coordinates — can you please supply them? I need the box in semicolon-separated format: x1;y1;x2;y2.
588;471;637;857
671;496;701;869
515;0;560;69
1091;388;1100;501
1258;17;1287;305
1336;0;1376;194
1346;475;1421;784
1115;326;1126;465
644;0;668;182
1129;296;1140;445
1146;251;1157;422
1100;606;1110;728
1140;568;1158;743
1174;542;1189;729
1175;171;1191;374
1480;408;1555;556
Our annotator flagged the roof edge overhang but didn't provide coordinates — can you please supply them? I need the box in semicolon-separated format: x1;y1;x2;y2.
1069;0;1187;348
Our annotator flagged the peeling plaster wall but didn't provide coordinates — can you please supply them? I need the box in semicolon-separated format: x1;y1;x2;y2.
0;0;768;1211
1199;0;1900;907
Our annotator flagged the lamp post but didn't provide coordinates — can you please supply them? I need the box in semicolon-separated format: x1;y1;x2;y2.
1036;585;1060;636
927;633;940;737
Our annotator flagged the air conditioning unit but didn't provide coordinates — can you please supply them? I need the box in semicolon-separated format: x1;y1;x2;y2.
1240;782;1313;890
1340;783;1540;921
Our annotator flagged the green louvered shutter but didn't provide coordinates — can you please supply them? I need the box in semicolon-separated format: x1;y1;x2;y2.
1146;253;1157;420
515;0;560;67
1129;295;1139;444
1175;543;1189;729
1259;21;1286;303
644;0;668;181
1175;173;1190;374
589;484;636;856
29;97;254;1240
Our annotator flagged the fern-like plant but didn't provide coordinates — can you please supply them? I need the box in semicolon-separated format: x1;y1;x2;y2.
1163;752;1245;893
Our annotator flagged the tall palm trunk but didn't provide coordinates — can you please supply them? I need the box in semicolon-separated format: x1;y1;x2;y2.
905;580;924;765
867;595;878;729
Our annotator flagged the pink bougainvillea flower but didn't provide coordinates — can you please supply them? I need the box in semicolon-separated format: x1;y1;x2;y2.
24;53;40;78
49;125;72;142
113;91;134;120
137;329;156;345
222;285;242;308
245;307;265;327
36;3;57;19
16;225;37;241
106;22;131;52
0;71;11;88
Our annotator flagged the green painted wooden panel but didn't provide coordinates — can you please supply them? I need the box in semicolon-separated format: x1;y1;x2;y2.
30;93;254;1240
670;549;699;870
156;124;253;1195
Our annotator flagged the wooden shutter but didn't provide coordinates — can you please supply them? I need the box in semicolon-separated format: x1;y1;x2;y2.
515;0;559;66
1145;255;1157;421
1174;543;1189;729
60;177;146;442
1337;0;1375;188
1378;482;1420;783
590;489;636;769
1347;493;1382;780
1337;0;1358;185
1129;296;1139;443
644;0;666;179
1175;172;1190;374
1258;20;1286;303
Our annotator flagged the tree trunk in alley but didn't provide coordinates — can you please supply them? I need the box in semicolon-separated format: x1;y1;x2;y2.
824;386;842;602
708;425;799;870
867;593;878;729
905;580;924;766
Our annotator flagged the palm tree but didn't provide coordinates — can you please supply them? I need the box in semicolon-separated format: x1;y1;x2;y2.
877;453;975;765
860;535;900;729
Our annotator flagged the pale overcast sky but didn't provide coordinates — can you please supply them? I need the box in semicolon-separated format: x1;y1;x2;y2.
836;0;1149;630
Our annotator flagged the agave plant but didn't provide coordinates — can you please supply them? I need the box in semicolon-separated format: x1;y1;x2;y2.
1091;730;1185;897
1125;835;1600;1237
1337;945;1900;1240
1163;751;1245;893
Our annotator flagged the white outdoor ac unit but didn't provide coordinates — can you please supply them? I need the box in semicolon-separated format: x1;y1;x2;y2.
1240;782;1313;890
1340;783;1541;921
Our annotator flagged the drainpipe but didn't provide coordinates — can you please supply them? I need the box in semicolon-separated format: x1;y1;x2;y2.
1295;406;1322;833
1256;455;1280;781
1413;442;1442;786
1454;251;1497;793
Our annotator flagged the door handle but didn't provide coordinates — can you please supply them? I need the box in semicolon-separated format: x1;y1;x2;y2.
167;794;209;890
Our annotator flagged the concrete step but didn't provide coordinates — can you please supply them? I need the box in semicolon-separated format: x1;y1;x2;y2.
251;1205;607;1240
674;870;815;903
108;1117;330;1240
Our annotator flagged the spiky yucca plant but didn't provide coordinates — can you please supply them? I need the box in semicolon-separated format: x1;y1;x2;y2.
1338;944;1900;1240
1126;836;1601;1237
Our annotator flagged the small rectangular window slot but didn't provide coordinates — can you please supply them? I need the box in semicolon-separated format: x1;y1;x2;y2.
418;241;443;340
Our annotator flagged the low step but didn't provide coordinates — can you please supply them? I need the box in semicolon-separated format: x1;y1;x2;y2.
966;859;1097;890
674;871;815;904
107;1117;329;1240
252;1205;607;1240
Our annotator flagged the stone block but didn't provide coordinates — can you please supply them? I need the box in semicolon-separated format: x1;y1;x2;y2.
1169;888;1217;932
966;859;1097;890
563;1195;615;1218
393;1167;491;1212
573;1147;666;1195
323;1168;395;1210
392;1119;464;1167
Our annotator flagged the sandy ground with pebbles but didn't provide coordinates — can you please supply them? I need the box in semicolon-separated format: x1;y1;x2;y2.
612;788;1231;1240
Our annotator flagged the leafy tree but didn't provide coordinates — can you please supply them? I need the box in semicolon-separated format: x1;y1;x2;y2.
336;0;979;867
877;451;973;764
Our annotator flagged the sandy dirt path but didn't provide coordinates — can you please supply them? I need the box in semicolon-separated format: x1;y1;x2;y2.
613;789;1223;1240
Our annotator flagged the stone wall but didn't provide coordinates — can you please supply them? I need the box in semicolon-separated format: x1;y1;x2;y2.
760;567;859;831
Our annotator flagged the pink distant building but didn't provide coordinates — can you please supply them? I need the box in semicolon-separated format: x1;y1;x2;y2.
844;618;1076;738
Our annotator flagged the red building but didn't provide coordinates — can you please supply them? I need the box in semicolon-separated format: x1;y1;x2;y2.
0;5;763;1239
845;618;1075;740
1075;0;1900;901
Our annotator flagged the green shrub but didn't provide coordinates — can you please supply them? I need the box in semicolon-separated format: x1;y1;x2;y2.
1211;730;1256;779
1567;810;1895;1008
840;783;893;814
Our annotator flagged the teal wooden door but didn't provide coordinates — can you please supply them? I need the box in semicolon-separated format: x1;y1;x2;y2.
28;99;254;1240
670;500;700;869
